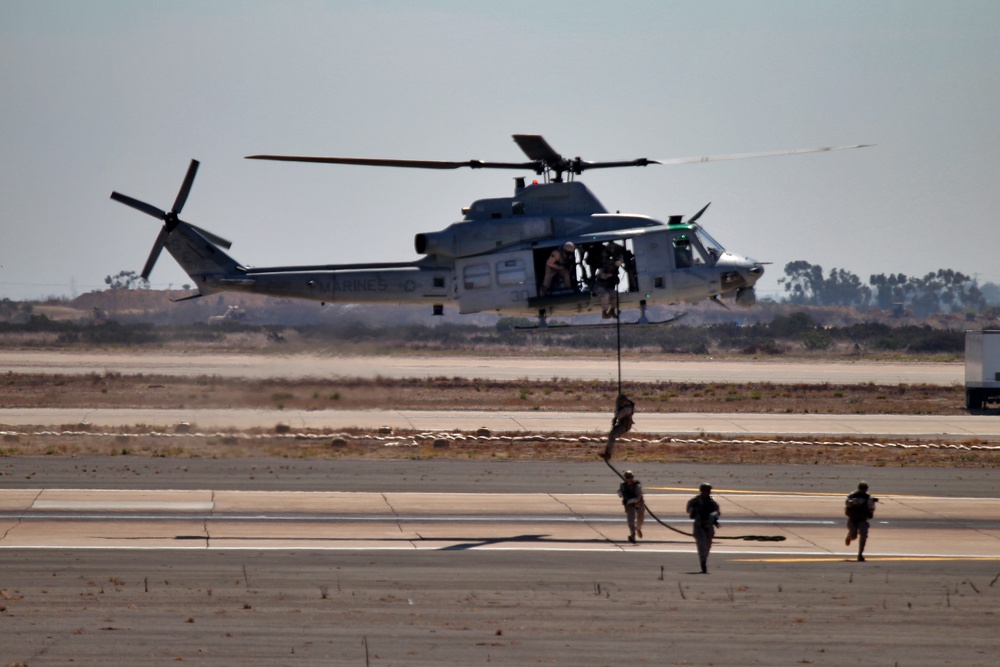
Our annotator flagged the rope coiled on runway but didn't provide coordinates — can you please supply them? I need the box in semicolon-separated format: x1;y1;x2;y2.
603;457;786;542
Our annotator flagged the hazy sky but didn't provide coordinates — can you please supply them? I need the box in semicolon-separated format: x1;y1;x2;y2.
2;1;998;303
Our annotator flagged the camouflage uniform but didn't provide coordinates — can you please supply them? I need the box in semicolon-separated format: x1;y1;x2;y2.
601;395;635;460
618;472;645;543
687;484;720;573
845;482;876;561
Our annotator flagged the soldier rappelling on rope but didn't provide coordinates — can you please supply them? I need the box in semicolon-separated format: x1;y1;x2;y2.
600;393;635;460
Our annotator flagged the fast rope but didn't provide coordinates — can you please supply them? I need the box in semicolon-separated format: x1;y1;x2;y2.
614;288;622;395
605;284;782;542
603;457;786;542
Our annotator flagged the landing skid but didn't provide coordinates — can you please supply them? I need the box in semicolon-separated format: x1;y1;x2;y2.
515;305;685;331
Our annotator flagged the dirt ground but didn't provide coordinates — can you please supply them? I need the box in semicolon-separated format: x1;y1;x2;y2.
0;371;967;414
2;549;998;667
2;372;997;468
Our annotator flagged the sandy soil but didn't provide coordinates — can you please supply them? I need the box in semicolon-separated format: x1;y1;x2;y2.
3;549;998;667
2;371;966;414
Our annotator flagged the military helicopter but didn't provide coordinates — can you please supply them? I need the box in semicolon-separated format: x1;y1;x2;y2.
110;135;869;328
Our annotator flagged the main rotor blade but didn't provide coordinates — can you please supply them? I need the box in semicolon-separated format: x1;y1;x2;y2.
575;158;659;171
172;159;200;214
141;227;168;280
245;155;534;171
110;192;166;220
512;134;562;162
687;202;711;224
655;144;874;166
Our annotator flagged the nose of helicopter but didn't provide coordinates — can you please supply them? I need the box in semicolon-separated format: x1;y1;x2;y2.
719;254;765;284
747;263;765;283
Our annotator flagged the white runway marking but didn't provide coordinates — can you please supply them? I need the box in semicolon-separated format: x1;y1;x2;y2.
2;489;999;559
31;500;214;511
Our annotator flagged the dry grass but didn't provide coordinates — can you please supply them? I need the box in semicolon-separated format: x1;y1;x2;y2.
0;372;968;414
2;425;997;468
1;371;995;467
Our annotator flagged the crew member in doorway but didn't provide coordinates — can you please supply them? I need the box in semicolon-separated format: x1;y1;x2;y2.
601;393;635;460
686;483;720;573
541;242;576;296
583;243;605;282
617;470;645;543
593;257;621;318
844;481;876;562
620;246;636;291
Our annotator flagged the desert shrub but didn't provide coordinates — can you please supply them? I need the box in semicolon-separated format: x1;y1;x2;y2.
802;331;834;350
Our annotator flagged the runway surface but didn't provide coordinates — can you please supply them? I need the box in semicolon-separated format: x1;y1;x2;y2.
4;351;986;440
4;486;1000;559
3;351;998;665
0;350;964;385
3;464;999;666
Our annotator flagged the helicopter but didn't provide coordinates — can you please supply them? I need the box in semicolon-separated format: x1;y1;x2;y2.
110;135;870;328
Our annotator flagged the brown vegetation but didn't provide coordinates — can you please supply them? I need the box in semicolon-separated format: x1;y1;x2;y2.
1;372;996;467
0;372;967;415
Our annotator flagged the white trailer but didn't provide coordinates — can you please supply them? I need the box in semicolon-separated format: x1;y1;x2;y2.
965;330;1000;410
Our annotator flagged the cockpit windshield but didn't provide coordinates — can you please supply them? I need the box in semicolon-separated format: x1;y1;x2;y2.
695;227;725;264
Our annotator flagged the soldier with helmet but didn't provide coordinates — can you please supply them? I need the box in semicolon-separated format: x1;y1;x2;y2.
593;256;622;318
540;241;576;296
845;481;877;562
686;483;721;573
600;393;635;460
617;470;645;544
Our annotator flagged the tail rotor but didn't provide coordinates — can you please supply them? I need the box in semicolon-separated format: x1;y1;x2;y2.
110;159;214;280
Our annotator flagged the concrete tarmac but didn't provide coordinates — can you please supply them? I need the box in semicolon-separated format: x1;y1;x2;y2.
2;352;997;665
2;463;999;666
3;486;1000;558
0;350;964;385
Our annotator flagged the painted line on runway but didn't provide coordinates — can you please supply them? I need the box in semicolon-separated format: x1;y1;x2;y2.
646;487;998;500
31;500;214;511
648;487;847;496
4;545;999;560
0;511;837;526
12;488;999;501
734;556;1000;562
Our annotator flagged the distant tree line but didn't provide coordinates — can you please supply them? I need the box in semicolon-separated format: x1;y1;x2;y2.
104;270;149;291
0;298;32;321
779;261;992;317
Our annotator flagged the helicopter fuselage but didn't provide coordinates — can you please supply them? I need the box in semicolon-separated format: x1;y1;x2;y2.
177;179;763;320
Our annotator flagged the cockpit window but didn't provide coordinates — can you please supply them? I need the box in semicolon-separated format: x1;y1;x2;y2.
672;228;723;269
695;228;725;265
